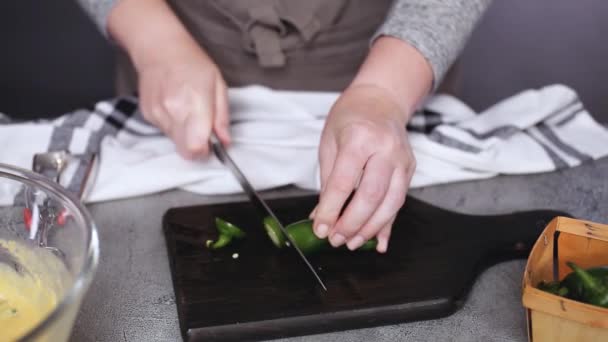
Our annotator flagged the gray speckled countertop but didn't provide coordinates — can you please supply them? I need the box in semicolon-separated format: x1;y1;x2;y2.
70;158;608;342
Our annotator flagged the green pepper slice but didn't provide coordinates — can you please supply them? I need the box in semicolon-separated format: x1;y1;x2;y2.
215;217;246;238
206;235;232;250
263;216;285;248
206;217;246;250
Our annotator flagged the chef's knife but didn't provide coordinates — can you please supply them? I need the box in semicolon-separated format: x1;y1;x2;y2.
209;133;328;291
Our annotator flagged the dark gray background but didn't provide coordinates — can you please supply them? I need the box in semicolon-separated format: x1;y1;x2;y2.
0;0;606;122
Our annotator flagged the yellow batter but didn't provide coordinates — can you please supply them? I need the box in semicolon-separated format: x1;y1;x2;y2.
0;239;70;341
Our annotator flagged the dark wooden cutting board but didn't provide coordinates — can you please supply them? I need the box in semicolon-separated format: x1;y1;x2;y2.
162;194;571;342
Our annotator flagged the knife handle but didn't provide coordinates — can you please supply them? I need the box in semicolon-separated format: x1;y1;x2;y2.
209;132;221;145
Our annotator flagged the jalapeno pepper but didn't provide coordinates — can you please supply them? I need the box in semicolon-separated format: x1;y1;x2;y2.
264;216;377;254
560;265;608;301
263;216;286;248
210;216;377;254
537;280;569;297
205;217;247;250
566;261;608;308
206;234;233;250
215;217;246;239
537;262;608;309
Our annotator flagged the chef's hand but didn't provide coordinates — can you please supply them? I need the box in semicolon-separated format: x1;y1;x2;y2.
107;0;231;159
311;36;434;253
137;47;230;159
312;85;414;253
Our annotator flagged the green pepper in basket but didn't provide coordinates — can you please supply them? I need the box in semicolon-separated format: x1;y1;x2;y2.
560;265;608;301
566;261;608;308
536;262;608;305
537;280;569;297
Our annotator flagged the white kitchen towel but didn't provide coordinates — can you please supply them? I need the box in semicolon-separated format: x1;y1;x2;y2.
0;83;607;204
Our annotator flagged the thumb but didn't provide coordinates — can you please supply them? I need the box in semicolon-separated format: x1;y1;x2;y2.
180;92;212;158
313;133;337;238
318;132;337;193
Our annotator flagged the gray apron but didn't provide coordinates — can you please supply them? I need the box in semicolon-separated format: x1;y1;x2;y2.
114;0;459;96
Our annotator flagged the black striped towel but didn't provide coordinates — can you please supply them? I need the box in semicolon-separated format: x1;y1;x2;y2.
0;84;606;204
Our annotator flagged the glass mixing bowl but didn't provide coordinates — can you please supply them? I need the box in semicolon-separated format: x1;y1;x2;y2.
0;163;99;341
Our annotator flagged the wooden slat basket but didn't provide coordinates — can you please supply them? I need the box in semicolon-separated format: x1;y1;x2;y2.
522;216;608;342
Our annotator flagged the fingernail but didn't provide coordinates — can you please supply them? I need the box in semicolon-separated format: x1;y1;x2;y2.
347;235;364;250
315;223;328;238
377;237;388;253
330;233;345;247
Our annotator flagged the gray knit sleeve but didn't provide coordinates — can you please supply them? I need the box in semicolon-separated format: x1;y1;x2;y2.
75;0;119;36
373;0;493;89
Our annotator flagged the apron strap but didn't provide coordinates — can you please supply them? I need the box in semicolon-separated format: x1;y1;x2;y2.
247;3;287;67
243;0;347;68
275;0;347;41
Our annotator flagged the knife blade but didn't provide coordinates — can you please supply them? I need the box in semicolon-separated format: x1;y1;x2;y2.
209;133;328;291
